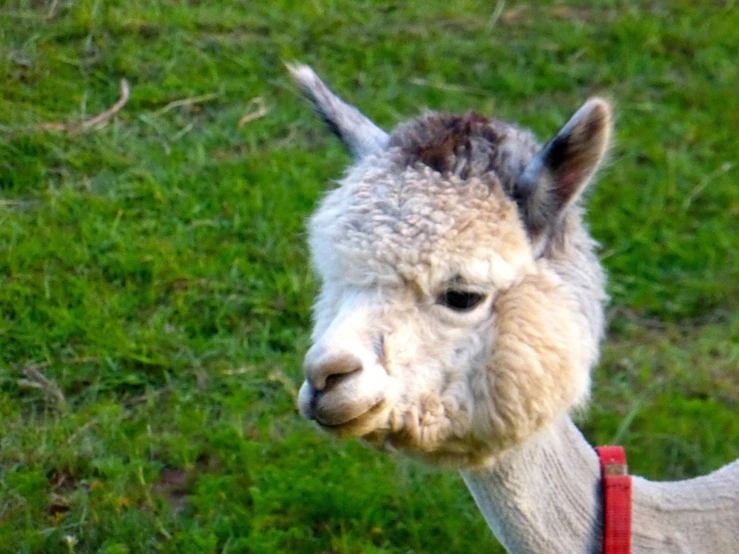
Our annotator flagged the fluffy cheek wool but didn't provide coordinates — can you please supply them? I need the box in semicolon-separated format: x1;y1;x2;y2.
467;269;592;462
367;268;592;469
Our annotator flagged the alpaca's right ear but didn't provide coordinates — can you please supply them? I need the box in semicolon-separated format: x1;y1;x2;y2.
514;98;612;234
287;63;389;159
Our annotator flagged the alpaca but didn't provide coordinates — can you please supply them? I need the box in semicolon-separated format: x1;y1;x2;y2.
288;64;739;553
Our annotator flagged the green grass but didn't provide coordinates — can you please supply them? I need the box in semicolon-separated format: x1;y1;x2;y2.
0;0;737;552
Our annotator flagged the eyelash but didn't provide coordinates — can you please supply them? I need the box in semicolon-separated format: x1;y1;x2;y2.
436;290;487;312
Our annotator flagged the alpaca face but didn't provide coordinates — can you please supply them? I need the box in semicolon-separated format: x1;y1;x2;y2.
299;159;537;466
290;65;611;467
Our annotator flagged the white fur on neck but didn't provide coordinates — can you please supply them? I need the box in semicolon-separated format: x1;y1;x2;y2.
461;417;602;554
461;416;739;554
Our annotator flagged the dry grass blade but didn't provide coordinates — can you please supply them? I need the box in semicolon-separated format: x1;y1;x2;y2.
156;92;220;115
41;79;130;134
16;357;98;408
65;417;99;445
18;364;66;406
486;0;506;30
221;366;257;375
238;97;268;127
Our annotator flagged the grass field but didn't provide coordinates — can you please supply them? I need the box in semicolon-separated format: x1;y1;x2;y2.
0;0;737;552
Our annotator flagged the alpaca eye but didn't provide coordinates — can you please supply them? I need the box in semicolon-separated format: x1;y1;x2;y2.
437;290;486;311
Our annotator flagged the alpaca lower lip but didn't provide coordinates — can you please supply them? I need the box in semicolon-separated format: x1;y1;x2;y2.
311;385;385;427
316;398;385;430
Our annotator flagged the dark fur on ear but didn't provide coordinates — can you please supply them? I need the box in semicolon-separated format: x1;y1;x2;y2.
287;63;389;159
515;99;612;235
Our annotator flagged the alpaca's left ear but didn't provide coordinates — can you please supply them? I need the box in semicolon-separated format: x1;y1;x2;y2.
514;98;612;233
287;63;389;159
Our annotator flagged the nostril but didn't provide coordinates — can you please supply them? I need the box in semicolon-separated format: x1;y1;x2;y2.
323;371;350;392
305;352;363;391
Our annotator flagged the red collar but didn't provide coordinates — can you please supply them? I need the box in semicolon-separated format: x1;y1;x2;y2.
595;446;632;554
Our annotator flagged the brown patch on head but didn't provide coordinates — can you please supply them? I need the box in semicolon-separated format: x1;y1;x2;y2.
388;112;538;195
392;112;495;175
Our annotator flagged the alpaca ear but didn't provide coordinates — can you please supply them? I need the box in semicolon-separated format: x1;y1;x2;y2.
514;98;612;233
287;63;389;159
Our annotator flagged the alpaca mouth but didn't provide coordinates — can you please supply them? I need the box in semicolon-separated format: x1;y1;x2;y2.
297;370;392;437
316;398;386;436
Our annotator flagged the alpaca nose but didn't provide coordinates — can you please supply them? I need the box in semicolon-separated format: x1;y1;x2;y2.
303;350;363;392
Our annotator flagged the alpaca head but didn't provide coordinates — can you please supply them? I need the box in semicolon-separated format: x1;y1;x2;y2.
291;65;611;467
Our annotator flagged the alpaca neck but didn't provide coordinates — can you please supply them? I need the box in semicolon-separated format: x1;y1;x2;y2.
461;417;602;554
460;416;739;554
